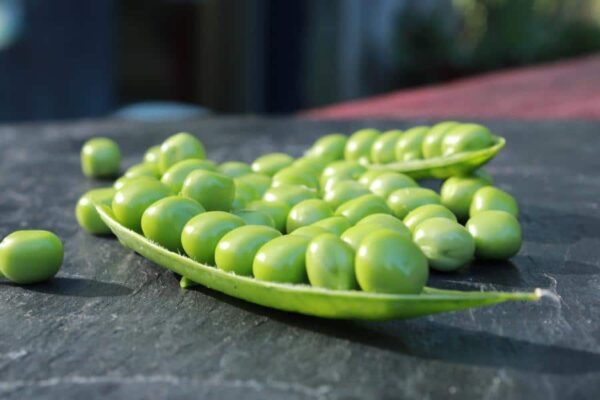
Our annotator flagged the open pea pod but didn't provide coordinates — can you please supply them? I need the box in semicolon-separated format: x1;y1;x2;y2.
366;136;506;179
97;204;539;320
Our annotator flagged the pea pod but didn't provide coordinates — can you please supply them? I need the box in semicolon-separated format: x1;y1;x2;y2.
97;205;541;320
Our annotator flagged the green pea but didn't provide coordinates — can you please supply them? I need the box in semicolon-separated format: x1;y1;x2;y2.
143;145;161;165
272;167;319;190
112;180;172;232
470;186;519;217
247;200;290;232
290;225;331;240
344;128;380;163
159;132;206;173
306;234;357;290
311;216;351;236
355;213;411;238
0;230;64;284
320;175;353;195
441;123;494;157
336;194;391;224
403;204;457;233
413;218;475;271
181;170;235;211
440;175;491;221
421;121;459;159
234;173;272;197
181;211;245;265
124;163;161;179
253;235;310;283
395;126;428;161
234;210;275;228
357;170;389;187
263;184;317;208
320;160;366;189
341;224;397;251
355;231;428;294
231;180;260;210
215;225;281;276
466;210;522;260
371;130;403;164
251;153;294;176
307;133;347;162
323;180;371;210
368;172;418;198
387;188;441;219
292;157;327;175
286;199;333;233
75;187;116;235
81;137;121;178
141;196;205;252
219;161;253;178
113;175;158;191
161;159;217;193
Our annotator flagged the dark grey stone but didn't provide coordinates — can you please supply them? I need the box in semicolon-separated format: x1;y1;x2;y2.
0;117;599;400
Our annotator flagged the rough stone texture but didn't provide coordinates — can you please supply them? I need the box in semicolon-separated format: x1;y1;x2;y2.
0;117;599;399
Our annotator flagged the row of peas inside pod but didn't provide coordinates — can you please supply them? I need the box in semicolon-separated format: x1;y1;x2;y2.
76;124;521;296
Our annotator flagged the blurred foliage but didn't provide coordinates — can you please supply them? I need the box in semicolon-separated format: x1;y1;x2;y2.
391;0;600;87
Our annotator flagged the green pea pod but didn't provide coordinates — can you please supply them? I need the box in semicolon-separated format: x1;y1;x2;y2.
366;136;505;179
97;204;540;320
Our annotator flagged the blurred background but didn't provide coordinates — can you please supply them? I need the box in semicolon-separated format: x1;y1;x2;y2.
1;0;600;122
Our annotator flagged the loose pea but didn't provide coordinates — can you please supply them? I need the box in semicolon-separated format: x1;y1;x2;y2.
81;137;121;178
181;170;235;211
143;145;161;165
355;231;428;294
141;196;205;252
357;170;388;187
272;167;319;190
368;172;418;198
292;157;327;175
336;194;391;224
413;218;475;271
234;173;272;197
112;180;172;232
286;199;333;233
124;163;161;179
307;133;347;162
321;175;353;195
440;175;491;221
395;126;429;161
323;180;371;210
387;187;441;219
253;235;310;284
470;186;519;217
251;153;294;176
311;216;351;236
247;200;290;232
215;225;281;276
320;160;366;189
234;210;275;228
114;175;157;191
356;213;411;238
371;130;403;164
421;121;459;159
263;184;317;208
341;224;397;250
290;225;331;240
181;211;245;265
159;132;206;173
0;230;63;284
231;180;260;210
403;204;457;233
75;187;116;235
345;128;380;163
466;210;522;260
161;159;217;193
441;123;494;157
219;161;253;178
306;234;357;290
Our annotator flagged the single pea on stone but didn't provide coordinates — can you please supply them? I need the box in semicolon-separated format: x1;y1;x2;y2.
336;194;392;224
181;170;235;211
234;173;272;197
355;231;428;294
440;175;491;221
143;145;161;165
413;217;475;271
141;196;205;252
323;181;371;210
215;225;281;276
159;132;206;173
403;204;457;233
320;160;366;189
81;137;121;178
441;123;494;157
311;216;351;236
368;172;418;199
395;126;429;161
466;210;522;260
306;133;347;162
272;167;319;190
234;210;275;228
161;159;217;193
421;121;459;159
0;230;63;284
263;184;317;208
114;175;158;191
75;187;116;235
387;187;441;219
341;223;397;250
231;180;260;210
112;179;172;232
306;233;357;290
470;186;519;217
344;128;380;163
251;153;294;177
355;213;411;238
253;235;310;284
286;199;333;233
181;211;245;265
219;161;253;178
371;130;403;164
124;163;161;179
247;200;290;232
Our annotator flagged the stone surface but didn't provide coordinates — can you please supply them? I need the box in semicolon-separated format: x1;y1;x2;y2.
0;117;599;399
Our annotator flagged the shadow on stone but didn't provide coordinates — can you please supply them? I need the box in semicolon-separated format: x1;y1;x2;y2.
20;277;133;297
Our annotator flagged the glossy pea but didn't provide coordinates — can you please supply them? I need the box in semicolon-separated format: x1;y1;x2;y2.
289;225;331;240
323;180;371;210
253;235;310;284
75;187;116;235
231;180;260;210
470;186;519;217
124;163;161;179
395;126;429;161
355;231;428;294
387;188;441;219
341;223;397;251
320;160;366;189
286;199;333;233
371;130;403;164
441;123;494;157
219;161;253;178
113;175;158;191
81;137;121;178
440;175;491;221
368;172;418;198
413;218;475;271
311;216;351;236
181;170;235;211
234;210;275;227
0;230;63;284
306;234;357;290
292;157;327;176
160;159;217;193
356;213;411;238
112;180;171;232
307;133;347;162
141;196;205;252
181;211;245;265
247;200;290;232
215;225;281;276
336;194;392;224
344;128;380;163
466;210;522;260
272;167;319;190
421;121;459;159
263;184;317;208
234;173;272;197
143;145;161;165
251;153;294;176
357;170;389;187
159;132;206;173
403;204;457;233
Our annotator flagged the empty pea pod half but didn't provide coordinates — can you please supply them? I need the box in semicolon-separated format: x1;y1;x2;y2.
96;204;540;320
